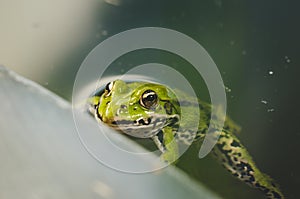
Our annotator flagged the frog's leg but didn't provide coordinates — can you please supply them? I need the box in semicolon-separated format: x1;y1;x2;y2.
161;126;180;164
212;130;285;199
152;127;179;164
152;134;166;153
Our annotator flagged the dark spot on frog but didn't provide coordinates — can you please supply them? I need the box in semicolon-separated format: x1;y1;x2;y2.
231;140;241;147
95;105;102;121
255;182;271;195
271;191;282;199
120;104;127;109
255;182;261;188
136;118;152;125
157;131;164;143
164;102;173;114
237;162;254;173
263;188;270;194
248;175;255;183
216;142;234;166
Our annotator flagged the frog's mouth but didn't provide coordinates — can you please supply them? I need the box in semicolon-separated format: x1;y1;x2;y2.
108;114;179;138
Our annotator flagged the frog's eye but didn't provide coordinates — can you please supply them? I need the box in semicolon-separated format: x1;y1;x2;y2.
140;90;158;109
104;81;114;96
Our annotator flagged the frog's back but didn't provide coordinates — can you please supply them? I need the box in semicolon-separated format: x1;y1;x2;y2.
171;88;285;199
171;88;240;139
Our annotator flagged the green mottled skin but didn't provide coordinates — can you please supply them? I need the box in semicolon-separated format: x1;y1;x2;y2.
88;80;285;199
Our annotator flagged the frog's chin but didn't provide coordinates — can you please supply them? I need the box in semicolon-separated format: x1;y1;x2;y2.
108;114;179;139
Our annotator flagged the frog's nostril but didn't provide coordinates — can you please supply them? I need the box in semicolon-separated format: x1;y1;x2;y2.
137;119;144;125
136;118;152;125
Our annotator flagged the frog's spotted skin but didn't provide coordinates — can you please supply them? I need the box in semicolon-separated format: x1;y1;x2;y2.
213;131;284;199
88;80;285;199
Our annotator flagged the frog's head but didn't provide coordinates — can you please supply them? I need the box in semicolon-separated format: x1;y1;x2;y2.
89;80;180;138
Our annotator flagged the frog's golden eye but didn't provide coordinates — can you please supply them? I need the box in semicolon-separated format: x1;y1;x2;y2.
104;81;114;96
140;90;158;109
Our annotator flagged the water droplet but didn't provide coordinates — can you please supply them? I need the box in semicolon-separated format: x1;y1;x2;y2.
284;56;291;63
261;100;268;105
268;71;274;75
229;40;235;46
267;108;275;112
242;50;247;55
225;86;231;92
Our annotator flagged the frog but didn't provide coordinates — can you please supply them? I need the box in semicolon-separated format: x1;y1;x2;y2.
88;79;285;199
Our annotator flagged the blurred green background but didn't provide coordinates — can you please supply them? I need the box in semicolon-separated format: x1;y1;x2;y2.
1;0;299;198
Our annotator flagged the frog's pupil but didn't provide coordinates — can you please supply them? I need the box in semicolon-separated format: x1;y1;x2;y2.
141;90;158;109
146;94;156;101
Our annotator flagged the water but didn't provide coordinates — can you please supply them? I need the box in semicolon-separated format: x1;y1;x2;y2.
2;0;299;198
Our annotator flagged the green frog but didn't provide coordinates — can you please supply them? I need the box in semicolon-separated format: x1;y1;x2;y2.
88;79;284;199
